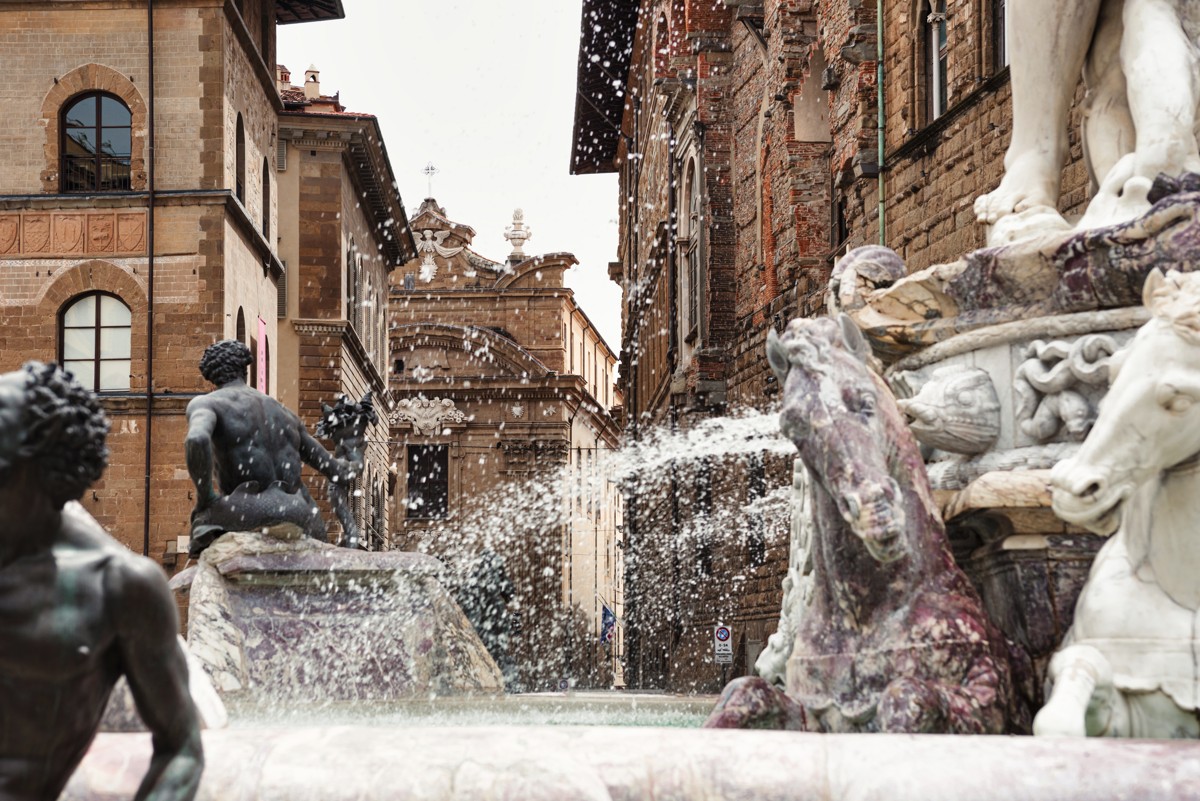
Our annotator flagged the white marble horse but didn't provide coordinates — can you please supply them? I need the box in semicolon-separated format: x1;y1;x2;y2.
1040;268;1200;738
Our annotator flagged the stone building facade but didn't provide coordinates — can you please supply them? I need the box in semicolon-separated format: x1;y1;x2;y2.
388;200;624;689
0;0;341;569
573;0;1092;691
275;65;416;549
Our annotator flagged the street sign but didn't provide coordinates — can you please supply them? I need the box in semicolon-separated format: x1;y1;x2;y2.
713;625;733;664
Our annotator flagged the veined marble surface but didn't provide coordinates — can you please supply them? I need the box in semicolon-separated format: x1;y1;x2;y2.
65;726;1200;800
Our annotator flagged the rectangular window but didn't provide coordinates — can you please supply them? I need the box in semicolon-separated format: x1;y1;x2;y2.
407;444;449;519
993;0;1007;71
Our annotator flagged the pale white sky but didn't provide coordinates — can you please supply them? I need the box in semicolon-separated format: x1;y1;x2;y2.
278;0;623;352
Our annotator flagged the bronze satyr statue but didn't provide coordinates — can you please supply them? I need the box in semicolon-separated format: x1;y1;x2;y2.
0;362;202;800
185;340;350;556
314;393;377;549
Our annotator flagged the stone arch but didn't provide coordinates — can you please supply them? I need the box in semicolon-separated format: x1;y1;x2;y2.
35;260;150;390
40;64;148;193
391;323;552;380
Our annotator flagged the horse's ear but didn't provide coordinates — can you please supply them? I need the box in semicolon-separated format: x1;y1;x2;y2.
838;314;871;363
766;328;790;384
1143;268;1166;312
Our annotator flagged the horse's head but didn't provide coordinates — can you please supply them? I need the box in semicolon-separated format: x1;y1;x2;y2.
1052;269;1200;534
767;315;906;563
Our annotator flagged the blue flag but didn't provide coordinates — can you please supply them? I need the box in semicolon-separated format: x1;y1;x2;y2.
600;604;616;643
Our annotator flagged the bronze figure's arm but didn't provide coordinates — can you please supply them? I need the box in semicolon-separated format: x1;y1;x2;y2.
108;555;204;801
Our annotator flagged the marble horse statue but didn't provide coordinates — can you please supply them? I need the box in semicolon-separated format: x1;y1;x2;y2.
705;316;1029;733
1039;269;1200;738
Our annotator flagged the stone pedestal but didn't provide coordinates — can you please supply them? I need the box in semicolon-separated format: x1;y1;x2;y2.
169;532;503;710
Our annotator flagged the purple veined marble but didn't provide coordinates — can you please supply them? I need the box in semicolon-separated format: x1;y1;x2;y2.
706;316;1031;733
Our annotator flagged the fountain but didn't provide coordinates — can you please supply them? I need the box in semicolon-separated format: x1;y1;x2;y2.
21;3;1200;794
60;298;1200;797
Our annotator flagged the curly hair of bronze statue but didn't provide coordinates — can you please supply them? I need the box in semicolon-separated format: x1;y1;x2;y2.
200;339;253;386
17;362;110;508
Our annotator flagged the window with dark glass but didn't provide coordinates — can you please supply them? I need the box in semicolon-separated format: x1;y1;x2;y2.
61;293;131;392
262;157;270;238
61;93;131;192
407;445;449;519
235;114;246;204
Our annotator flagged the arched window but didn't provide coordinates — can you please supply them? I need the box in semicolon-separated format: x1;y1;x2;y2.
261;156;270;238
236;307;246;344
60;292;131;392
61;93;132;192
235;113;246;204
923;0;949;122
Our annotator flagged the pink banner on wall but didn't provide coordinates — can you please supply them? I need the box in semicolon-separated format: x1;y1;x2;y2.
257;316;268;393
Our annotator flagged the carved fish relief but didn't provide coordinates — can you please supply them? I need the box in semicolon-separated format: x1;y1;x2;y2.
895;365;1001;455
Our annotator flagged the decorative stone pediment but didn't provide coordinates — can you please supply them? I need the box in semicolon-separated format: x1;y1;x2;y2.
390;397;466;435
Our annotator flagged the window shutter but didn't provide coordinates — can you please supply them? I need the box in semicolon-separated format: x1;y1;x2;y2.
277;260;288;319
276;139;287;172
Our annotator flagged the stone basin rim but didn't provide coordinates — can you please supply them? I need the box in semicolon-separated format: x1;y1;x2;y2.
68;726;1200;801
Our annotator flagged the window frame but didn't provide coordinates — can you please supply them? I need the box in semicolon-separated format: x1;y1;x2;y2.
60;91;133;194
59;291;132;393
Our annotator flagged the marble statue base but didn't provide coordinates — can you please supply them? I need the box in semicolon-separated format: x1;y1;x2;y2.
66;727;1200;800
169;532;503;709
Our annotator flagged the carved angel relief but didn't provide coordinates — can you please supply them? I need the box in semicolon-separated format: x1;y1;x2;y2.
416;229;465;282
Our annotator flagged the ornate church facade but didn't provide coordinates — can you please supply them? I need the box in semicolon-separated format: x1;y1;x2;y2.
388;199;625;689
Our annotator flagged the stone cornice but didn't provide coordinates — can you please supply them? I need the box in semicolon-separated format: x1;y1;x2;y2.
291;317;387;397
279;116;415;268
101;393;197;415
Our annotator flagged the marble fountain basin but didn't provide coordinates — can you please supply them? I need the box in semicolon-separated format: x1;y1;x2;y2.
66;725;1200;800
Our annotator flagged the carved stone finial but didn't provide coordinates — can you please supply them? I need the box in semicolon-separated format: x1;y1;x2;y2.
504;208;532;261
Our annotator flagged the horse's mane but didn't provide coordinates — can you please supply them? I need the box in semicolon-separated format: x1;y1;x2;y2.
1148;271;1200;345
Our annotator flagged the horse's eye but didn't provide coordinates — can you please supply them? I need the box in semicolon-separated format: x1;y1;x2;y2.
845;390;876;415
1164;392;1195;414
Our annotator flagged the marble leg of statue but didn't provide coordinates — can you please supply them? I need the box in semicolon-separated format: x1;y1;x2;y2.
976;0;1102;232
1034;644;1115;736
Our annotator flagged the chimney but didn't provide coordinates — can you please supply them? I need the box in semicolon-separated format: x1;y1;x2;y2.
304;65;320;100
276;64;291;94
